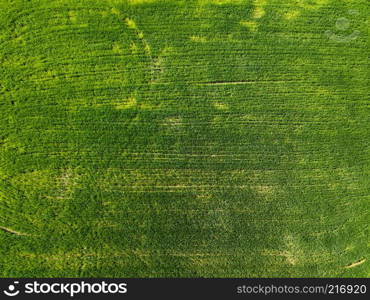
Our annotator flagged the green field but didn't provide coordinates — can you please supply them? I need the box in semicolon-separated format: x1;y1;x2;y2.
0;0;369;277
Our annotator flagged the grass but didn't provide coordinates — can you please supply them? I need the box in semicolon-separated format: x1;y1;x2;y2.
0;0;369;277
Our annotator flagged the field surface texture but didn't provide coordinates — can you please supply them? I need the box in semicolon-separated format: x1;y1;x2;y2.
0;0;369;277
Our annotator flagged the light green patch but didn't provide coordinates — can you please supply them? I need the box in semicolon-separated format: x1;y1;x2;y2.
68;10;77;23
252;185;275;198
125;17;137;30
114;96;137;110
112;42;124;54
284;10;300;20
252;0;267;19
190;35;207;42
110;7;121;16
281;234;302;266
262;234;305;266
199;0;245;5
213;102;229;110
126;0;157;4
144;43;151;54
163;116;183;126
130;42;138;53
296;0;329;10
240;20;258;32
